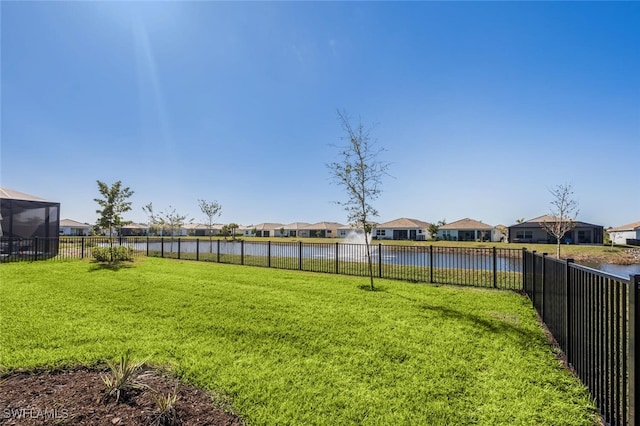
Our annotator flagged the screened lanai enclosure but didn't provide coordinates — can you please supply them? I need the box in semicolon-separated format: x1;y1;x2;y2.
0;187;60;258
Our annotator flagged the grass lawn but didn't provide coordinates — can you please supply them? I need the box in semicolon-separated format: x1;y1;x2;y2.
0;258;597;425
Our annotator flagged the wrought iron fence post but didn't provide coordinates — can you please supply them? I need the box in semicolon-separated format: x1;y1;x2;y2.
377;243;383;278
629;274;640;426
196;238;200;261
81;237;85;259
430;245;434;284
531;251;537;306
565;258;574;362
146;236;149;257
492;247;497;288
522;248;527;292
34;237;38;261
335;242;339;274
161;237;164;258
178;238;181;260
299;241;303;270
541;253;547;321
241;240;244;265
217;239;220;263
268;241;272;268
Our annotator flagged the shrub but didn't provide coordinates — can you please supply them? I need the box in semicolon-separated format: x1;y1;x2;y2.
92;246;134;263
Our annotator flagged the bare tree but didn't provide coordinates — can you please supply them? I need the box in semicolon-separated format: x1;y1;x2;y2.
328;110;389;291
542;184;579;258
158;206;190;238
142;202;158;236
608;228;622;251
198;199;222;251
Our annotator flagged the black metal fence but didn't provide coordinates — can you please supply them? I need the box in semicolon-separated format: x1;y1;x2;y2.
0;237;147;262
524;250;640;426
142;238;523;289
0;236;523;289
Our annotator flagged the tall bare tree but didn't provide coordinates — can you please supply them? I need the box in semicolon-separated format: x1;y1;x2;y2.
542;184;579;258
142;202;158;236
94;180;134;238
328;110;389;291
198;199;222;251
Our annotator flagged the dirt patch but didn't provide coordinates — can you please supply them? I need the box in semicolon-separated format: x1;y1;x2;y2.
0;367;244;425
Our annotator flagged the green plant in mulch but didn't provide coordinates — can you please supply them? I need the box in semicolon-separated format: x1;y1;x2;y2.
100;351;147;402
151;384;180;426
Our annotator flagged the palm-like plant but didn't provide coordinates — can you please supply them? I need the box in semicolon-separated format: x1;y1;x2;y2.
100;351;146;402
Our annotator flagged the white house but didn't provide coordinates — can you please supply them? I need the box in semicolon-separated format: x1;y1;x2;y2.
59;219;92;236
608;221;640;245
374;218;430;241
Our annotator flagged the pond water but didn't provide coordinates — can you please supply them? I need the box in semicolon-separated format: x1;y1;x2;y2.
141;240;522;272
123;239;640;278
580;262;640;278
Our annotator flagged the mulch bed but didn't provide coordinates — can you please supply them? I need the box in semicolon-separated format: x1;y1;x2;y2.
0;367;244;425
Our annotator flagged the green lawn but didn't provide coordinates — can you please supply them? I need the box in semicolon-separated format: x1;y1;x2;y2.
0;258;597;425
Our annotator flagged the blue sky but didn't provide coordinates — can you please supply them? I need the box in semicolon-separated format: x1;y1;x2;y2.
2;1;638;228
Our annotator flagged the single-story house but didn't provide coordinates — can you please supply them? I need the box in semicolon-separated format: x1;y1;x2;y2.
374;218;430;241
608;221;640;246
437;218;495;242
299;222;344;238
242;223;285;237
60;219;92;236
508;215;604;245
282;222;310;237
120;223;149;236
190;223;223;237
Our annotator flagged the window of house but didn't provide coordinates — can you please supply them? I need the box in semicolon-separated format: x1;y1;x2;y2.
376;229;386;236
516;231;532;239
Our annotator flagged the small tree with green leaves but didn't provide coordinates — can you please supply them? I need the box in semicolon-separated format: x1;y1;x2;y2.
227;223;239;240
95;180;134;238
279;226;286;238
328;110;389;291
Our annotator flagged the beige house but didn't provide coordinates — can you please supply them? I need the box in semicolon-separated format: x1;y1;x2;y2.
282;222;311;237
437;218;495;242
299;222;344;238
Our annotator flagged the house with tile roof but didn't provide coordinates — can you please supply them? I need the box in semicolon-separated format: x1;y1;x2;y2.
508;215;603;245
299;222;344;238
282;222;311;237
608;221;640;246
374;218;430;241
437;218;495;242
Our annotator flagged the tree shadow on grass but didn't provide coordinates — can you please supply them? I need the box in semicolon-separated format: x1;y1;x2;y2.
88;262;134;272
418;302;546;349
357;284;387;292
